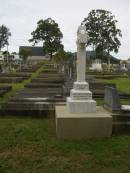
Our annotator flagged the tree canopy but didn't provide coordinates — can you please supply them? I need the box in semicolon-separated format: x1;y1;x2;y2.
19;48;32;63
0;25;11;50
82;9;122;58
29;18;63;60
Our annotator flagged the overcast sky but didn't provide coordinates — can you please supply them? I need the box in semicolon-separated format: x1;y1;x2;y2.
0;0;130;59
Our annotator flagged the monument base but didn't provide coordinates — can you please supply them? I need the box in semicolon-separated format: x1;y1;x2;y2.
67;97;96;113
56;106;112;139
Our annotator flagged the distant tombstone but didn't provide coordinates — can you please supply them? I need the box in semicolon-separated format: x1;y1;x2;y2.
90;59;102;71
2;65;10;73
104;86;121;112
120;64;128;71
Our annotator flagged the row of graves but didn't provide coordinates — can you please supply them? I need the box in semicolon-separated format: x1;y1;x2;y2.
89;59;130;72
0;61;44;100
0;62;130;136
0;26;130;138
0;63;66;117
65;70;130;100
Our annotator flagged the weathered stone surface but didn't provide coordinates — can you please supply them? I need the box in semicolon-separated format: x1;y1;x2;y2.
0;77;26;83
56;106;112;139
25;83;63;88
0;72;31;78
104;86;121;112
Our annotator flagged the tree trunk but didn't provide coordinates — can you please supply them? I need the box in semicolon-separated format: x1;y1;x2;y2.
50;52;52;61
108;53;111;72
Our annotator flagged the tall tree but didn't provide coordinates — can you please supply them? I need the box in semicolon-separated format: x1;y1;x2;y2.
29;18;63;60
82;9;122;65
19;48;32;63
0;25;11;50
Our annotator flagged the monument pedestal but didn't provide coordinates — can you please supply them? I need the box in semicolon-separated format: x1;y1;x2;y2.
55;24;112;139
56;106;112;139
67;81;96;113
67;97;96;113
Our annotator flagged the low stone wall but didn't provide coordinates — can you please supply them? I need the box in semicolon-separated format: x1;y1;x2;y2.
0;72;31;78
0;85;12;96
0;77;26;83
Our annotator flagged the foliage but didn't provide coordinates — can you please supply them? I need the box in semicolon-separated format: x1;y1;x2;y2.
83;9;122;59
19;48;32;63
0;25;11;50
29;18;63;60
53;49;70;64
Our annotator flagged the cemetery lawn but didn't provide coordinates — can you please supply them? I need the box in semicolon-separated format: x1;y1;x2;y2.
0;117;130;173
97;77;130;94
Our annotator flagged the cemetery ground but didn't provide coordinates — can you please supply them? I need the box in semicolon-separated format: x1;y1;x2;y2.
0;64;130;172
0;117;130;173
97;77;130;105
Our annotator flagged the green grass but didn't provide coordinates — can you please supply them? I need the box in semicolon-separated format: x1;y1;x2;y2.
0;65;44;104
97;78;130;94
96;99;130;105
0;117;130;173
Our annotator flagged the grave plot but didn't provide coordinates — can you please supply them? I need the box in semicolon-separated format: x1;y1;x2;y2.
0;77;27;83
0;85;12;97
17;63;44;73
0;68;65;117
0;72;31;78
0;72;32;83
64;81;116;99
104;86;130;134
24;71;66;102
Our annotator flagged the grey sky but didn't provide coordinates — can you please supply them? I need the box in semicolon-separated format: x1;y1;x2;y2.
0;0;130;59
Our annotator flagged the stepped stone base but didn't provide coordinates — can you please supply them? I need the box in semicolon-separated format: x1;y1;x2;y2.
56;106;112;139
67;81;96;113
67;97;96;113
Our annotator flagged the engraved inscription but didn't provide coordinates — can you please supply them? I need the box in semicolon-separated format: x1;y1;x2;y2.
71;92;92;100
74;83;88;90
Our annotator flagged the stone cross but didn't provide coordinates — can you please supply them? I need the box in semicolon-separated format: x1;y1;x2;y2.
76;25;88;82
67;24;96;113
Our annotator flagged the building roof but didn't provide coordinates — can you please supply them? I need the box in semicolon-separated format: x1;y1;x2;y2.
19;46;46;56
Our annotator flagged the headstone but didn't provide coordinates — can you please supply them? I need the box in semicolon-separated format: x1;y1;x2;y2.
104;86;121;111
120;64;128;71
67;25;96;113
89;59;102;71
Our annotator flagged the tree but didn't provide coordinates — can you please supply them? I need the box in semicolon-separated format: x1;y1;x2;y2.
0;25;11;50
53;49;73;73
82;9;122;66
19;48;32;63
29;18;63;60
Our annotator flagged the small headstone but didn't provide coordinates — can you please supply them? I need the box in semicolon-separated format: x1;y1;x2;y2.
104;86;121;111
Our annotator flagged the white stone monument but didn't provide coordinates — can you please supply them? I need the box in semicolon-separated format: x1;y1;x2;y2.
56;25;112;139
89;59;102;71
67;25;96;113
